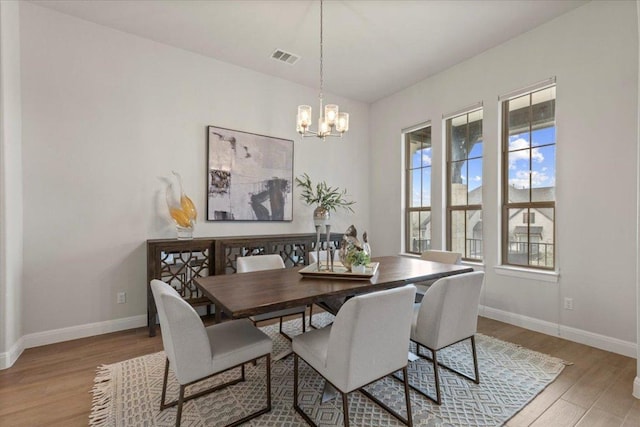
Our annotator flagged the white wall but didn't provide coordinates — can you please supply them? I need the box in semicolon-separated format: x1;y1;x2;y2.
16;3;369;340
370;1;638;355
0;0;24;368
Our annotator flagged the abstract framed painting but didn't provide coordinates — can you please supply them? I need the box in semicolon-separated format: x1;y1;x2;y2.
206;126;293;221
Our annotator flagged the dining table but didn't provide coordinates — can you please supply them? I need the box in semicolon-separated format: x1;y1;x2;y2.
194;255;474;324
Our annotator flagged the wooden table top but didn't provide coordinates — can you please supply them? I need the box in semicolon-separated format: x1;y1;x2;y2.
194;255;473;319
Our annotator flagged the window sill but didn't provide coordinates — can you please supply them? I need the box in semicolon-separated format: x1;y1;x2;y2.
494;265;559;283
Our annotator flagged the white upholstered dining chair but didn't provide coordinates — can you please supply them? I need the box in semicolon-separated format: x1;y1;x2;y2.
409;271;484;404
236;254;307;340
415;249;463;302
292;285;417;427
150;279;272;427
420;249;462;265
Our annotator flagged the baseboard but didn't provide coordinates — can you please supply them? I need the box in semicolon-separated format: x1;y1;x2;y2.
480;305;637;358
22;314;147;350
634;376;640;398
0;336;25;370
480;305;560;336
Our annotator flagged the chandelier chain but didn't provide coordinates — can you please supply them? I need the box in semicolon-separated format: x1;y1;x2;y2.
319;0;324;105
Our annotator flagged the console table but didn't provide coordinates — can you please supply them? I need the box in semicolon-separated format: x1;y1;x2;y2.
146;233;343;336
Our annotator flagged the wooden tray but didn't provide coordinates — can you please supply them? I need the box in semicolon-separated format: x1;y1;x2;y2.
299;261;379;280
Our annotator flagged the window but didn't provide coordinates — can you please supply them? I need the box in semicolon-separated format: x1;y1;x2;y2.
502;84;556;269
446;108;483;261
405;125;432;254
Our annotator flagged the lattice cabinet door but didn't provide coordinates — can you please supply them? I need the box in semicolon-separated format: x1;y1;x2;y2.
147;238;215;336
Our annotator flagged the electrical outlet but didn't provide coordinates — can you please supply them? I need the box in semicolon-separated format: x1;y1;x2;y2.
563;297;573;310
117;291;126;304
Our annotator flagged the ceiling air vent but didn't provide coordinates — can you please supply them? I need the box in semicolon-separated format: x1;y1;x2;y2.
271;49;300;65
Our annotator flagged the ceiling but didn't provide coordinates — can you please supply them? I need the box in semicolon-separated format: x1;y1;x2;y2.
30;0;589;103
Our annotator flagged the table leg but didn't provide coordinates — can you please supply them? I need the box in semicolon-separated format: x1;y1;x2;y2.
215;304;222;323
322;381;339;403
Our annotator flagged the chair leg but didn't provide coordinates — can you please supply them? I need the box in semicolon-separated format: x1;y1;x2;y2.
175;384;186;427
160;358;170;410
432;350;442;405
293;354;299;407
471;335;480;384
266;354;272;411
402;366;413;427
341;392;350;427
308;304;316;329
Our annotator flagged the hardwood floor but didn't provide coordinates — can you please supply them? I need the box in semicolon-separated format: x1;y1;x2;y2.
0;316;638;426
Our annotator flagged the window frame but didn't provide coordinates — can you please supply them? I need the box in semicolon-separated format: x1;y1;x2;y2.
404;124;432;255
445;107;483;262
500;82;556;270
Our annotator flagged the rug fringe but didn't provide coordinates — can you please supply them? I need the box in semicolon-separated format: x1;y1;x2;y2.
88;364;114;427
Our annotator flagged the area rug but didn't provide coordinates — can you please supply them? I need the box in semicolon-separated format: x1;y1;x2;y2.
90;314;567;426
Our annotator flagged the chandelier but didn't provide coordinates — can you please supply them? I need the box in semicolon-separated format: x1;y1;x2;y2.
296;0;349;139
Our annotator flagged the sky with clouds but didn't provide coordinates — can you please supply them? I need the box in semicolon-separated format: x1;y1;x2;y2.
410;124;555;208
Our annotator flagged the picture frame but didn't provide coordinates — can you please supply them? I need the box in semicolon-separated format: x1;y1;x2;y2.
206;126;294;221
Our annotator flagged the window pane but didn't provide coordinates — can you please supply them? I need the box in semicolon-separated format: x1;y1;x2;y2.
509;132;530;151
531;88;555;142
534;207;554;268
467;209;483;259
450;210;465;255
508;94;532;135
507;208;529;266
422;169;431;207
408;128;432;168
531;126;556;147
409;210;431;252
450;160;466;206
468;158;482;204
531;145;555;201
420;146;432;168
508;149;530;201
469;137;483;158
410;142;422;168
467;110;483;157
450;119;467;161
410;169;421;207
408;211;420;252
506;207;554;268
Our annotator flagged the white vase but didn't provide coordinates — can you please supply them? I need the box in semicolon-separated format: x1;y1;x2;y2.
352;264;366;274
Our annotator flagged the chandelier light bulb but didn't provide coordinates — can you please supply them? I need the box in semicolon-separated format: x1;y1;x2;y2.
325;104;338;126
297;105;312;128
336;112;349;133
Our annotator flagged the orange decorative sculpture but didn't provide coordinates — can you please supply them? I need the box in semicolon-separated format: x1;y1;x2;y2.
166;171;197;239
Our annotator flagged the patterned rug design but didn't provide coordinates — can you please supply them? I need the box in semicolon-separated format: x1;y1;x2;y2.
89;314;566;426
